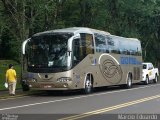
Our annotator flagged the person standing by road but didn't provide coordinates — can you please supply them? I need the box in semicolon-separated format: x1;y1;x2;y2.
6;64;17;95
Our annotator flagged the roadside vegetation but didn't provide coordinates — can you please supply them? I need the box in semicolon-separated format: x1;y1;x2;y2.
0;0;160;65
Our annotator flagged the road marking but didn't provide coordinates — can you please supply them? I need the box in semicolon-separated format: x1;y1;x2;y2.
0;84;160;111
0;95;29;101
0;94;29;101
0;91;42;101
59;94;160;120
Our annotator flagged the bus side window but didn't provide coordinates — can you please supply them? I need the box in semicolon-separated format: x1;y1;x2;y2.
106;36;115;53
95;33;107;53
72;33;94;66
80;33;94;57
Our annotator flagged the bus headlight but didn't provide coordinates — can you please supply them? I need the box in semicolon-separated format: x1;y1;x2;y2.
28;78;37;82
32;78;37;82
57;77;72;83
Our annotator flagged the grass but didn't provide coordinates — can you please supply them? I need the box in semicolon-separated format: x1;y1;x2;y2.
0;60;22;90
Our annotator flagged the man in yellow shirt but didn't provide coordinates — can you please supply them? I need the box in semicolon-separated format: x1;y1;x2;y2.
6;64;17;95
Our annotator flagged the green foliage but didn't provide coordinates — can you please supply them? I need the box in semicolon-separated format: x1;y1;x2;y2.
0;0;160;65
1;28;19;60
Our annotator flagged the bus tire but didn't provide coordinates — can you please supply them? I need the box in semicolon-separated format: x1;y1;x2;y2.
22;84;29;91
84;75;93;94
144;75;149;85
21;80;30;91
153;74;158;83
125;73;132;89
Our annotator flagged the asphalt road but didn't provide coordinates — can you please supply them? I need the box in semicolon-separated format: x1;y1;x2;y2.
0;81;160;120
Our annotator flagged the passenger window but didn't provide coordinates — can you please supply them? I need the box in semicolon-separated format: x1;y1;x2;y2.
80;33;94;57
107;36;114;53
72;33;94;66
95;33;108;53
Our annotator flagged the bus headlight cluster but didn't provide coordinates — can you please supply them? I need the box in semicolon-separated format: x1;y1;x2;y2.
29;78;37;82
57;77;72;83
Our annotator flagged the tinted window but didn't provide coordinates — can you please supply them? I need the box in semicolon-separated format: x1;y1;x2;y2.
80;33;94;57
27;33;72;73
143;64;147;69
72;33;94;65
95;33;108;53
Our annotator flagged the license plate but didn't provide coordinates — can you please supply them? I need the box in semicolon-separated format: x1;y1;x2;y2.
41;84;52;88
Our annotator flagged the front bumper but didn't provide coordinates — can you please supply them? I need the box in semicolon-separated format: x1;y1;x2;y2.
28;81;73;90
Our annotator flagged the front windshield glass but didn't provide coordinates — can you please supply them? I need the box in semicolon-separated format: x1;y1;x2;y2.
27;33;73;73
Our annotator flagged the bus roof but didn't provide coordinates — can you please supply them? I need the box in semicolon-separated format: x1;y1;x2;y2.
109;34;140;42
33;27;110;36
127;38;140;42
32;27;140;43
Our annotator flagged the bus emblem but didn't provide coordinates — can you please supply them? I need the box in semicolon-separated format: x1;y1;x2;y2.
100;59;122;84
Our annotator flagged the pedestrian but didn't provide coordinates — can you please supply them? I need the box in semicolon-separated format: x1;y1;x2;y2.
6;64;17;96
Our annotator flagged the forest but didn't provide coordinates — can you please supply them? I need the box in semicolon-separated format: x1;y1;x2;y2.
0;0;160;66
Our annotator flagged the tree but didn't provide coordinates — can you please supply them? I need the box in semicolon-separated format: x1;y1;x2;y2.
0;0;160;65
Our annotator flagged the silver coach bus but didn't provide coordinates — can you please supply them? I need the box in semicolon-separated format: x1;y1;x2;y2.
21;27;142;94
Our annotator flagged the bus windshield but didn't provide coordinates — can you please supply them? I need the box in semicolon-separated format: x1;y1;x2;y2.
27;33;73;73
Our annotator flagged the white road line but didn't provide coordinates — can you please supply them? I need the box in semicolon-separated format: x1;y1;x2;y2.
0;84;160;111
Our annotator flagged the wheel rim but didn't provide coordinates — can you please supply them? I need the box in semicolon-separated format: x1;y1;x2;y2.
128;77;132;87
85;79;92;93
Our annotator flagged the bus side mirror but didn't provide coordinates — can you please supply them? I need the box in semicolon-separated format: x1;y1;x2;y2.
67;51;72;56
22;38;30;55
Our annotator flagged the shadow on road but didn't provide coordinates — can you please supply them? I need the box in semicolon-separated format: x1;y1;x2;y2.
28;81;160;97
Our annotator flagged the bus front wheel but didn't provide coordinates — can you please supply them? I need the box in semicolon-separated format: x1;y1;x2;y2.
22;84;29;91
84;76;93;94
21;80;30;91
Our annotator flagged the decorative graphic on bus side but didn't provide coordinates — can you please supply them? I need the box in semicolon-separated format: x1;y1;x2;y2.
99;55;122;84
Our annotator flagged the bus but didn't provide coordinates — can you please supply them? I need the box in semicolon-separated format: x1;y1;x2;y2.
21;27;142;94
